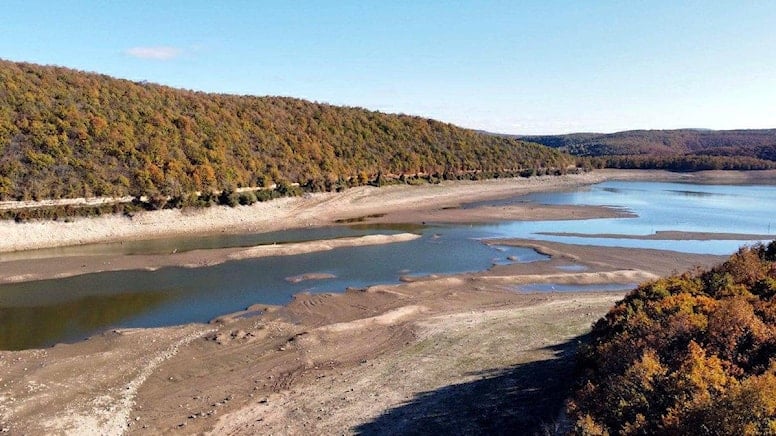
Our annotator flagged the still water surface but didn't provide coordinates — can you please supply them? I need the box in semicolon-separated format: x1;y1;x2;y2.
1;181;774;350
474;181;776;253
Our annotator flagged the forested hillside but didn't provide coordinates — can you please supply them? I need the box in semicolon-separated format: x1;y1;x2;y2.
0;60;574;201
517;129;776;171
570;242;776;434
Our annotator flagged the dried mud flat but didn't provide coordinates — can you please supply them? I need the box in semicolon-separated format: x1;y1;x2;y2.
0;242;725;435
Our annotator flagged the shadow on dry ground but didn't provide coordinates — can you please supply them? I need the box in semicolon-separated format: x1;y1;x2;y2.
354;336;587;436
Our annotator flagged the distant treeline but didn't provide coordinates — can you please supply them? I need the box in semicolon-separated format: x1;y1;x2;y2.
569;242;776;434
0;59;576;203
514;129;776;171
593;154;776;171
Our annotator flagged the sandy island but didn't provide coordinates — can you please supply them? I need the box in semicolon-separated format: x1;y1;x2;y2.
285;272;337;284
0;169;772;434
227;233;421;261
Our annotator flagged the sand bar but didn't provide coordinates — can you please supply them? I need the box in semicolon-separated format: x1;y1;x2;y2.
227;233;420;260
285;272;337;283
0;233;419;284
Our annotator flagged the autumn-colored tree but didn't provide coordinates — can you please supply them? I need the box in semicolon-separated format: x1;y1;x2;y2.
519;129;776;171
569;241;776;434
0;59;578;203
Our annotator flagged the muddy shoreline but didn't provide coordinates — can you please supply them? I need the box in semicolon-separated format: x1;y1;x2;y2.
0;240;725;434
3;169;774;254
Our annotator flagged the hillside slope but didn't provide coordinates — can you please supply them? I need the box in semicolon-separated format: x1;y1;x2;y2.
570;241;776;434
519;129;776;158
516;129;776;171
0;60;573;201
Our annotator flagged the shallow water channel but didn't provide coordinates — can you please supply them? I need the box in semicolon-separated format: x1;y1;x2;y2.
1;180;775;350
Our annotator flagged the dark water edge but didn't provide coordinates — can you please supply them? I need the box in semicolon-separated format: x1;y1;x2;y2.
0;228;546;350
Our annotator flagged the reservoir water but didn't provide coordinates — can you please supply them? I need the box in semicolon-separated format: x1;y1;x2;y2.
1;180;775;350
473;180;776;253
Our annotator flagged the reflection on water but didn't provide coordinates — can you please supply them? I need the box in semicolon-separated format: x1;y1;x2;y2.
0;228;546;350
601;186;645;195
0;226;395;262
667;189;721;198
347;222;427;233
555;264;588;272
1;181;775;350
476;181;776;253
334;213;387;223
0;291;170;350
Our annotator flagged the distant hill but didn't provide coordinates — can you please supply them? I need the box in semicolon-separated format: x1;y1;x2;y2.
517;129;776;157
512;129;776;171
0;59;574;201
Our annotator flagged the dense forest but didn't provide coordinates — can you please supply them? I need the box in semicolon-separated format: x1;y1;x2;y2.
0;59;575;202
514;129;776;171
570;242;776;434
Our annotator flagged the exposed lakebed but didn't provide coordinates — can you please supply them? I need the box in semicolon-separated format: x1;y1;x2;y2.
1;180;774;349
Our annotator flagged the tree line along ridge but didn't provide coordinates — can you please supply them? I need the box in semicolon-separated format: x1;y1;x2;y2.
516;129;776;171
0;59;578;210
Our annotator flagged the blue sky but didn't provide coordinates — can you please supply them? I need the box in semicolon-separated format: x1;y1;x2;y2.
1;1;775;134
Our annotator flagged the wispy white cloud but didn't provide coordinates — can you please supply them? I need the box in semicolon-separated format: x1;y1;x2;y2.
125;46;182;60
